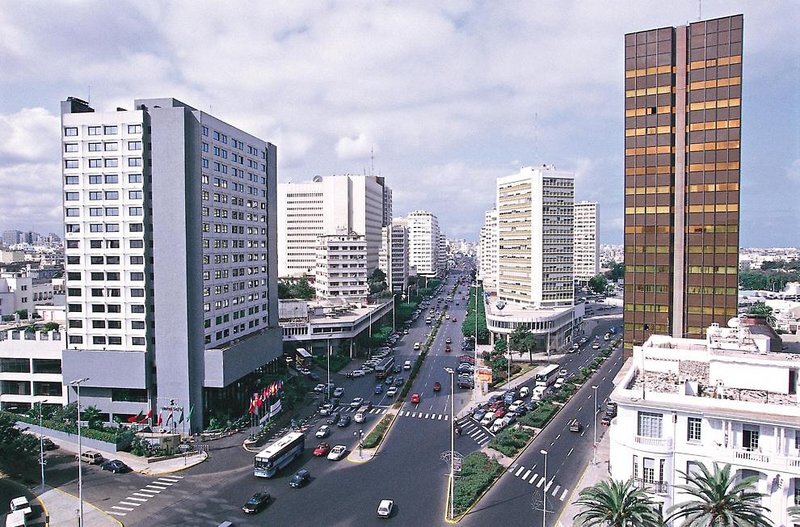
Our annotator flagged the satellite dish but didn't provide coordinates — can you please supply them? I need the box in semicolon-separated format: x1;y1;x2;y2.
312;175;323;182
727;317;740;328
496;301;506;311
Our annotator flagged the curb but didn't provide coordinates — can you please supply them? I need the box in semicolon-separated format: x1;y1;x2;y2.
50;486;124;527
142;451;208;475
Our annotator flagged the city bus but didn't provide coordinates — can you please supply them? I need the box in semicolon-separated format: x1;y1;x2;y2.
374;356;395;379
295;348;313;369
254;431;305;478
534;364;560;387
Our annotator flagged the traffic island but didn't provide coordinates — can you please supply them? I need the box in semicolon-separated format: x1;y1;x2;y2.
346;410;399;462
449;452;504;519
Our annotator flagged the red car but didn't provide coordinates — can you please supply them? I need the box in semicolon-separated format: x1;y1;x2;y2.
313;442;331;457
445;344;452;353
433;382;442;392
410;393;421;404
494;407;507;418
489;400;505;411
458;355;475;364
600;416;612;426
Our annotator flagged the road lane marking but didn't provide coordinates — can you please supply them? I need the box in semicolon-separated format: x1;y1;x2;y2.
555;433;561;441
153;480;173;486
112;506;134;512
140;488;162;494
552;484;560;495
515;465;526;477
529;474;539;485
119;501;142;507
567;448;574;457
107;511;127;516
537;477;544;488
132;493;152;498
127;497;148;502
545;480;553;492
425;413;429;419
560;488;569;501
147;483;169;489
522;469;532;481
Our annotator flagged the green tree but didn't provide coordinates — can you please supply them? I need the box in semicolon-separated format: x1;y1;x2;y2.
82;405;104;430
42;322;60;332
278;281;292;299
14;309;28;320
747;301;776;327
291;278;316;300
606;261;625;282
509;326;538;363
574;478;662;527
0;413;39;471
588;274;610;295
666;462;773;527
368;268;388;294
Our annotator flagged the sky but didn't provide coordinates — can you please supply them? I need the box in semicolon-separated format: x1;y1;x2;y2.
0;1;798;246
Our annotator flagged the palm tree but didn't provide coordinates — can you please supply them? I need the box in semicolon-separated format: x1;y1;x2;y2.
574;478;663;527
667;462;773;527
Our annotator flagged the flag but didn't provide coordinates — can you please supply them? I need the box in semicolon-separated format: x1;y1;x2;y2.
255;394;264;408
139;409;152;424
157;412;163;426
128;410;144;423
262;387;269;400
187;405;194;422
248;400;256;414
166;412;174;426
178;408;185;424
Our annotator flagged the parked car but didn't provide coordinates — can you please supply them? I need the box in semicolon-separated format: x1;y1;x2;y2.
289;468;311;488
313;442;331;456
480;413;495;427
315;425;331;438
327;445;347;460
410;393;421;404
518;386;530;398
101;459;131;474
508;400;523;413
494;407;507;419
600;416;612;426
559;369;568;377
377;499;394;518
433;382;442;392
490;418;506;433
242;491;271;514
472;408;487;421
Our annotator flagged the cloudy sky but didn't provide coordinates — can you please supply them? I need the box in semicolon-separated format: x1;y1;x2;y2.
1;1;798;246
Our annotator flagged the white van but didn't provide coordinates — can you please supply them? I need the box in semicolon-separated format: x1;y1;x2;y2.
5;510;27;527
77;450;104;465
518;386;530;398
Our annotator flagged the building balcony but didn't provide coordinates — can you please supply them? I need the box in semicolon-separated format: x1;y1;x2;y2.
633;434;673;450
717;447;800;471
632;478;669;495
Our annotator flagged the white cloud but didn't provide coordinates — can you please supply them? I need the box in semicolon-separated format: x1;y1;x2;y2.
335;133;376;161
0;108;60;164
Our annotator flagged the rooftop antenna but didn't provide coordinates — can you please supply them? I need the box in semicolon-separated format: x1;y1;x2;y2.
370;147;375;177
698;0;702;20
87;85;91;104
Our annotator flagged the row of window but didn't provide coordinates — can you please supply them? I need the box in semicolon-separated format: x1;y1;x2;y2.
68;335;146;346
68;303;145;313
65;240;144;252
66;207;143;217
65;174;142;185
65;158;142;169
64;141;141;152
64;124;142;136
65;223;144;234
65;190;143;200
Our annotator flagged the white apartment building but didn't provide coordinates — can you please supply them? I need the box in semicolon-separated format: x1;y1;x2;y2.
380;221;409;294
610;321;800;527
404;210;440;278
478;209;498;292
60;97;281;432
278;175;390;278
314;233;368;301
438;232;448;276
573;201;599;283
0;272;56;318
486;166;579;351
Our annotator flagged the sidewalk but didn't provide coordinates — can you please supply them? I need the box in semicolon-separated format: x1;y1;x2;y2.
40;485;122;527
555;425;612;527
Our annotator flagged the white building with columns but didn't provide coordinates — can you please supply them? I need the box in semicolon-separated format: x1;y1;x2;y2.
609;320;800;527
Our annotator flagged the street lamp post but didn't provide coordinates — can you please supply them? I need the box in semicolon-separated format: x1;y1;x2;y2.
327;339;331;402
71;377;90;527
38;399;48;492
445;367;455;520
592;385;599;464
354;429;364;458
540;449;548;527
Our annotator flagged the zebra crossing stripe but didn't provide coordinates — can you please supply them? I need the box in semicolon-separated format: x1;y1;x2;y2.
417;413;423;419
132;493;152;498
126;497;148;502
147;484;169;490
536;478;544;488
529;474;539;485
153;480;173;486
112;505;134;512
522;469;532;481
514;466;526;477
106;511;127;516
425;413;430;419
560;488;568;501
405;411;411;416
552;484;561;496
119;501;141;507
140;487;162;494
545;480;553;492
159;477;181;482
444;415;449;421
438;414;444;420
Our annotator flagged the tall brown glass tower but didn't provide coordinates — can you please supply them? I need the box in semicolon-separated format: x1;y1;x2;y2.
623;14;743;352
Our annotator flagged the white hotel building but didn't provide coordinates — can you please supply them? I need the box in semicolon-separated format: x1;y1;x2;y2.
404;210;440;278
277;175;389;278
610;320;800;526
486;166;582;351
379;220;409;294
314;232;368;301
478;208;498;292
60;97;281;431
573;201;599;283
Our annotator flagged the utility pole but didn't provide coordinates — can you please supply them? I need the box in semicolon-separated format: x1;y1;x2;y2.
71;377;90;527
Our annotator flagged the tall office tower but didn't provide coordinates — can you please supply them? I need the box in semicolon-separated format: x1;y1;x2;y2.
438;232;448;276
379;220;409;293
314;232;368;300
478;209;499;291
496;166;574;307
379;177;393;227
404;210;440;278
623;14;743;350
278;175;389;278
60;97;281;432
573;201;599;283
2;230;22;247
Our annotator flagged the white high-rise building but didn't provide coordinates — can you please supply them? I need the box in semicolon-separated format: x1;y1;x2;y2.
60;97;281;432
438;232;448;276
573;201;599;283
380;220;409;294
278;175;389;278
404;210;440;278
496;166;574;307
478;209;498;291
609;321;800;527
314;232;368;301
485;166;581;353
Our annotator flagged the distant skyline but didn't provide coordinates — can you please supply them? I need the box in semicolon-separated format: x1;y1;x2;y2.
0;1;797;245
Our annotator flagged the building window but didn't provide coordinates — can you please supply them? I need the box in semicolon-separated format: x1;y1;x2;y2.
88;142;102;151
65;159;79;169
637;411;663;438
131;337;145;346
88;175;102;184
105;191;119;200
65;208;79;217
129;190;143;199
104;174;118;184
127;141;142;150
743;424;760;451
64;176;79;185
108;336;122;345
64;143;78;152
65;192;79;201
128;124;142;134
128;158;142;167
89;191;102;200
103;142;118;151
104;158;118;167
129;207;143;216
104;125;118;135
687;417;702;443
64;127;78;136
87;126;101;136
128;174;143;183
88;159;101;168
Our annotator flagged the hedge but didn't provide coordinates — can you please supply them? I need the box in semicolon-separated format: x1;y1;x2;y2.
312;353;351;372
518;401;557;428
362;415;393;448
487;426;534;457
6;410;119;444
453;452;504;515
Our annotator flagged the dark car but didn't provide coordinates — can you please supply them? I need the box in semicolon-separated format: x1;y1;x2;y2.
337;414;352;427
374;384;384;395
41;437;58;451
289;468;311;488
101;459;131;474
308;372;321;381
433;382;442;392
394;376;404;386
326;411;341;425
393;364;402;374
242;491;272;514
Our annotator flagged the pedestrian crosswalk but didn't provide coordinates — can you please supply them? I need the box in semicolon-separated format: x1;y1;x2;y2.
105;475;184;517
398;410;449;421
338;406;389;415
458;418;493;446
507;463;569;501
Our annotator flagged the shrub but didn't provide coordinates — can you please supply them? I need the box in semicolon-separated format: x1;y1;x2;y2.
312;353;351;372
488;427;533;457
519;401;557;428
362;415;393;448
453;452;503;515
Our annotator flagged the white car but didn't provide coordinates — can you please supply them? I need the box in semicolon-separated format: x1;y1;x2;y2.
333;387;345;398
386;386;398;397
508;400;523;413
319;403;334;416
350;397;364;408
480;413;495;427
559;369;568;377
490;418;506;433
314;383;326;393
554;379;565;389
351;369;366;377
327;445;347;460
592;343;601;350
354;412;366;423
377;499;394;518
315;425;331;439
